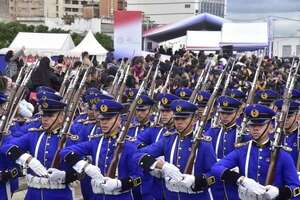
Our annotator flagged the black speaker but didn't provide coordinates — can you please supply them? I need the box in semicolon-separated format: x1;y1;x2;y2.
222;45;233;57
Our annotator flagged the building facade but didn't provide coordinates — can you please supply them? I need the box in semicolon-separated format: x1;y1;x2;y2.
127;0;225;25
99;0;126;18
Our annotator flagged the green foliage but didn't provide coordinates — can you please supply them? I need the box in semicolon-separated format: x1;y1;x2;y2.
0;22;113;51
95;32;113;50
71;32;83;46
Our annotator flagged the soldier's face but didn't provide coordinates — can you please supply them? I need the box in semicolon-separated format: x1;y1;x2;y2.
99;115;121;133
219;112;237;126
284;114;297;130
160;110;173;124
136;108;150;122
42;112;63;130
174;115;194;133
248;123;270;140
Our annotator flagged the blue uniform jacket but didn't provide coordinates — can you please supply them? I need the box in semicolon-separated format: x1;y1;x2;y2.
211;140;300;200
60;131;142;200
1;130;73;200
134;132;216;200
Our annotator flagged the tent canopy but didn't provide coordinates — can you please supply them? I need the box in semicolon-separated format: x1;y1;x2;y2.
70;30;108;56
143;13;224;43
8;32;75;55
186;31;221;50
220;22;268;50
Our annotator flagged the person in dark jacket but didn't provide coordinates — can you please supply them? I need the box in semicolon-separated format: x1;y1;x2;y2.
30;57;63;91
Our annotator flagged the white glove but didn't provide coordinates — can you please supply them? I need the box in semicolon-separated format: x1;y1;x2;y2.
297;172;300;181
238;185;264;200
48;168;66;184
238;176;266;195
16;153;48;177
161;162;183;183
264;185;279;200
101;177;122;193
149;168;163;178
178;174;195;188
85;164;104;180
91;178;105;194
73;160;104;180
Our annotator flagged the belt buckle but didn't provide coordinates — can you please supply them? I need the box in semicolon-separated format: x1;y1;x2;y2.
10;168;18;178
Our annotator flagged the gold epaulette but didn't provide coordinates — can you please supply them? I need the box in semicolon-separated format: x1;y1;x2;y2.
125;135;136;142
28;127;45;132
234;141;250;148
163;131;176;137
199;135;212;142
88;133;103;139
26;117;41;123
83;120;97;125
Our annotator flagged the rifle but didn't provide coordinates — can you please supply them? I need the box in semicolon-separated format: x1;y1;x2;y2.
235;56;264;145
110;59;124;97
0;59;38;145
211;57;237;128
148;60;161;98
152;61;175;126
189;60;213;104
116;62;130;102
266;60;299;184
59;58;75;96
51;67;92;168
106;63;155;178
200;60;214;92
184;63;230;174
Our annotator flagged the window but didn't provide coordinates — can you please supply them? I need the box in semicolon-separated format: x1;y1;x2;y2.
56;6;59;11
81;1;87;5
65;0;70;4
282;45;292;57
65;7;71;11
185;4;191;8
72;1;78;4
72;8;78;12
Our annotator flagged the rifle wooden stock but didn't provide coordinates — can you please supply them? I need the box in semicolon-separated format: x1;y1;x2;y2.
106;63;154;178
184;63;230;174
266;61;299;185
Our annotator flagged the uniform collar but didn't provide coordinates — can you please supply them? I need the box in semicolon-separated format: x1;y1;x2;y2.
222;123;237;130
178;130;193;138
103;130;118;139
138;120;151;128
252;139;270;148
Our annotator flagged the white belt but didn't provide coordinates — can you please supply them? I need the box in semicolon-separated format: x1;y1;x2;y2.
91;179;129;195
26;174;66;189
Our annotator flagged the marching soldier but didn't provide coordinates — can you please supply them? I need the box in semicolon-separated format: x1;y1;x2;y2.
61;99;142;200
205;95;251;199
194;90;212;131
135;93;180;200
255;89;279;108
134;99;217;200
1;92;79;200
175;87;192;100
275;99;300;166
211;104;300;200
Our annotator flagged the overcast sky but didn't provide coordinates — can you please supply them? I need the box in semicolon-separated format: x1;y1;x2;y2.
227;0;300;13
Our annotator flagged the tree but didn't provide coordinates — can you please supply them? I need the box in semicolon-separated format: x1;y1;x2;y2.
95;32;113;50
71;33;83;46
34;25;49;33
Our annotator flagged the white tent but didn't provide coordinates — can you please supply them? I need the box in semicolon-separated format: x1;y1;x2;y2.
220;22;268;50
186;31;221;50
7;32;75;55
70;30;108;57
